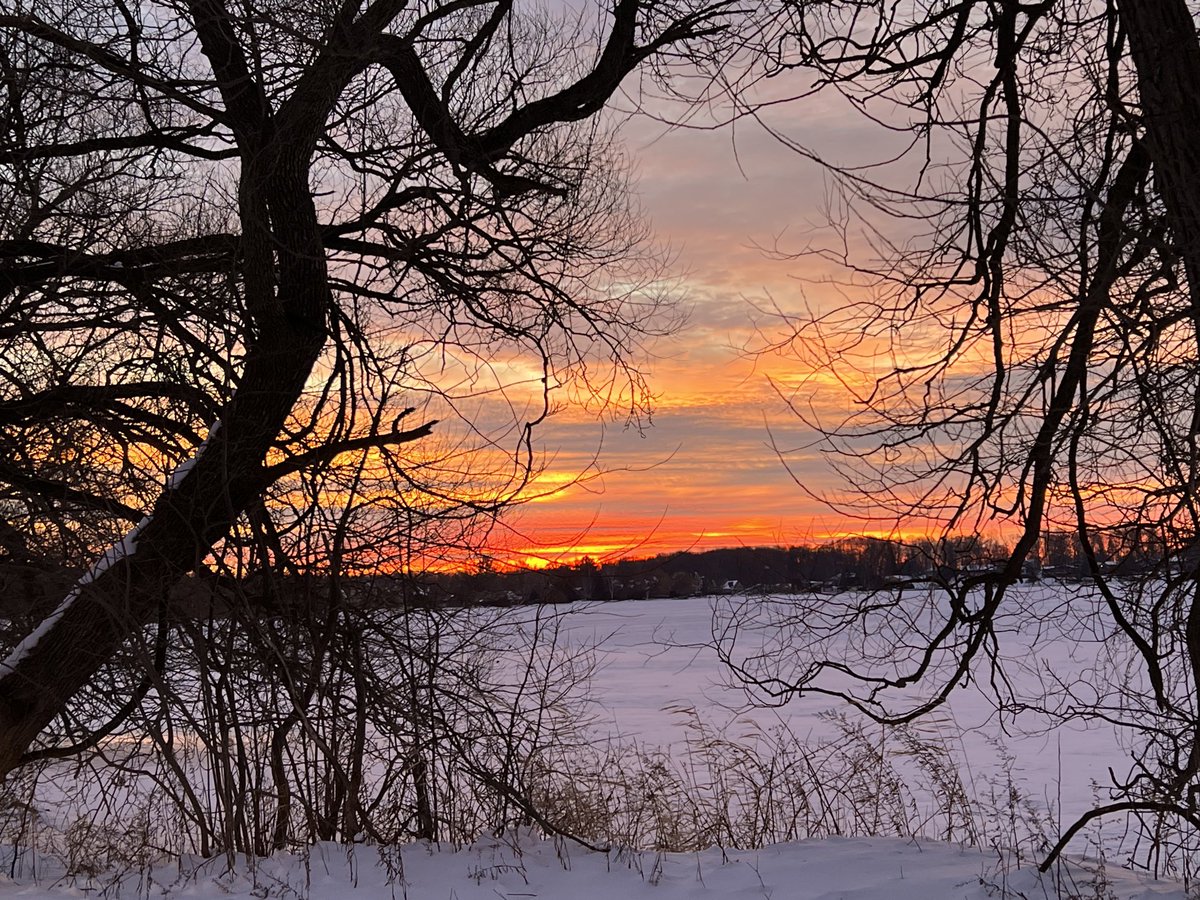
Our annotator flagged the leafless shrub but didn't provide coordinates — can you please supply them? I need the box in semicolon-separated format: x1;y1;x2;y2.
12;591;602;862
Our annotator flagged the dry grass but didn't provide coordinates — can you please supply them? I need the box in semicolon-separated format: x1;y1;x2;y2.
529;706;1053;855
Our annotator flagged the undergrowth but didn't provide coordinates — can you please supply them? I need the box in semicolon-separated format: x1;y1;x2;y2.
531;706;1051;856
0;704;1193;899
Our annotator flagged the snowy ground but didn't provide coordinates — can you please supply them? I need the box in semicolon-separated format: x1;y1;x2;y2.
0;587;1187;898
557;590;1127;825
0;833;1187;899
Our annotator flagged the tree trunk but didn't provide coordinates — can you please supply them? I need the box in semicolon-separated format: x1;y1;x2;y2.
1121;0;1200;790
1121;0;1200;300
0;0;712;780
0;123;330;776
0;318;326;775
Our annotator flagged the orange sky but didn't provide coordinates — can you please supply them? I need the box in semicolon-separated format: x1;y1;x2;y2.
488;102;934;567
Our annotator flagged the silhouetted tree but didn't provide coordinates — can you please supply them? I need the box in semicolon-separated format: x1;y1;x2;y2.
0;0;740;776
732;0;1200;863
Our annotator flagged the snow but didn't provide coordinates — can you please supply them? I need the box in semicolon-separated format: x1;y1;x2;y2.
0;590;79;676
0;515;150;675
86;516;151;582
166;420;220;490
0;421;219;676
0;588;1192;897
556;591;1127;827
0;833;1185;899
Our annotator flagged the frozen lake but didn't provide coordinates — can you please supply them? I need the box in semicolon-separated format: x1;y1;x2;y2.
12;583;1152;868
557;588;1132;828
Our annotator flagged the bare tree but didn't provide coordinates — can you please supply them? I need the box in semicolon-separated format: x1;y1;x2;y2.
0;0;741;777
720;0;1200;865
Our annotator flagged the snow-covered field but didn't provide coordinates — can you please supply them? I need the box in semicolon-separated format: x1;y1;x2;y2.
0;833;1186;900
0;586;1189;899
559;591;1127;826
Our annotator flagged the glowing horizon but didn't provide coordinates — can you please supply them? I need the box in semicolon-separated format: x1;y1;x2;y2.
465;113;932;566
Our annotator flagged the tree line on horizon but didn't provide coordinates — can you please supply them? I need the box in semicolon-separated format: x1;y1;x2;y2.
5;526;1177;617
436;527;1196;604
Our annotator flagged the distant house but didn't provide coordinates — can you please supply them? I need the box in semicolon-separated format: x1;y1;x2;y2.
718;579;743;594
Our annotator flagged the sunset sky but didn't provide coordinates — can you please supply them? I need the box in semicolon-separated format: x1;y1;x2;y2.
494;94;915;567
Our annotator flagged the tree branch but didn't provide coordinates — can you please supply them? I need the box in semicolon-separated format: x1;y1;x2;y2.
0;461;144;523
260;416;437;486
